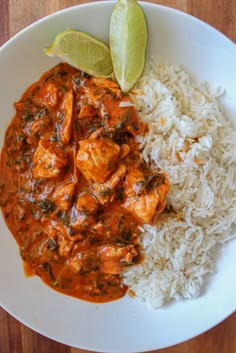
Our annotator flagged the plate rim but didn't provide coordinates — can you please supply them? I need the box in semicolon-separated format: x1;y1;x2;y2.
0;1;236;352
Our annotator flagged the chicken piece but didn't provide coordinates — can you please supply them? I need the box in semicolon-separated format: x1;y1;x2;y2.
78;104;97;119
119;144;131;159
53;182;75;210
87;132;130;161
58;90;74;145
154;183;170;215
82;77;143;135
92;163;126;205
41;219;58;239
32;139;66;179
77;113;102;140
72;212;96;231
41;219;74;257
87;77;121;95
41;217;69;239
30;116;50;136
122;168;169;224
72;194;99;231
42;214;83;242
123;189;161;225
76;193;99;214
76;137;121;184
66;255;82;273
78;95;97;119
87;127;104;140
97;244;138;274
90;202;139;243
32;83;59;109
123;168;146;198
123;183;169;225
67;249;98;273
57;233;74;257
67;244;137;275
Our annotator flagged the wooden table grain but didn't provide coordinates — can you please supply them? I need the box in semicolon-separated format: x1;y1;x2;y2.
0;1;236;353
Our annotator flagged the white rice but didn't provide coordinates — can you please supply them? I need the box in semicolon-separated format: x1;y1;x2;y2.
122;62;236;309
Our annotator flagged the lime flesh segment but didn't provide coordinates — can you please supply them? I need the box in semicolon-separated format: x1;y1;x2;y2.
110;0;147;92
44;30;113;78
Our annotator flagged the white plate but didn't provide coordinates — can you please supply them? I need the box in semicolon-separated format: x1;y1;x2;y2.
0;2;236;352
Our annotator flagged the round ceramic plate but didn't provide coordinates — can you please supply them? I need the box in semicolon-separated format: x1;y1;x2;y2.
0;2;236;352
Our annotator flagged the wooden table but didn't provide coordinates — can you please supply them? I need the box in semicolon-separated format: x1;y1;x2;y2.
0;0;236;352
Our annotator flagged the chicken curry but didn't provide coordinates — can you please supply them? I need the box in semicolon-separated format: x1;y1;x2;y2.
0;63;169;303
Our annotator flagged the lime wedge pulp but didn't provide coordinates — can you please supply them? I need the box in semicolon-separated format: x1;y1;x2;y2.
110;0;148;92
44;29;113;78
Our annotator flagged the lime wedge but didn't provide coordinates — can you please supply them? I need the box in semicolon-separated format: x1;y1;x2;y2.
44;29;113;77
110;0;147;92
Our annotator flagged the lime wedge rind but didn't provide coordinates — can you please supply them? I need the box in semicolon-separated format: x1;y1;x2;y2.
44;29;113;78
110;0;147;92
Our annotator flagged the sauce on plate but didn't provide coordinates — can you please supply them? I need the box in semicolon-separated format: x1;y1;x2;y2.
0;63;169;302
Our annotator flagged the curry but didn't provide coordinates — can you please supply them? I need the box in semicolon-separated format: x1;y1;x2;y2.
0;63;169;303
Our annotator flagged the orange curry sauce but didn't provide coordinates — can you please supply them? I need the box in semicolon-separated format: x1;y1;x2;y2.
0;63;169;303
